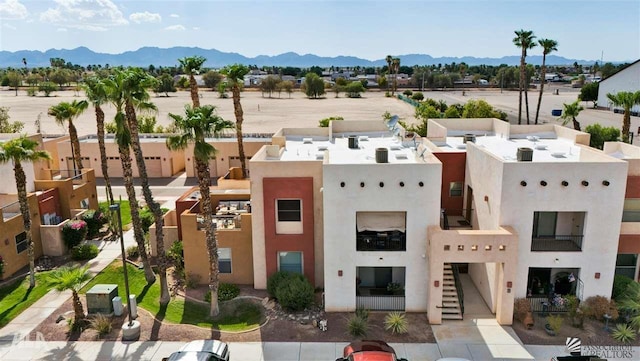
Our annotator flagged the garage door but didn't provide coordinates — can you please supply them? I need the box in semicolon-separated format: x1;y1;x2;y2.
144;156;162;177
66;157;90;177
106;156;124;178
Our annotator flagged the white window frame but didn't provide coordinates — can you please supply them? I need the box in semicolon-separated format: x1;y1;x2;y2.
276;199;303;234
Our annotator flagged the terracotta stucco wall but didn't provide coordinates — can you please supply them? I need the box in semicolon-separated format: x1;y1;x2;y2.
434;152;466;214
37;188;61;220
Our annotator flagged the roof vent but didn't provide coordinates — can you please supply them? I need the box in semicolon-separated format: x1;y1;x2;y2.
463;134;476;143
348;135;359;149
517;147;533;162
317;145;328;151
376;148;389;163
266;145;280;158
395;153;408;160
303;137;313;144
358;135;369;142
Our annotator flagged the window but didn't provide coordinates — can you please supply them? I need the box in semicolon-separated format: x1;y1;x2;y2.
277;200;301;222
449;182;463;197
623;199;640;222
16;232;27;254
218;248;232;274
278;252;302;274
615;254;637;279
533;212;557;237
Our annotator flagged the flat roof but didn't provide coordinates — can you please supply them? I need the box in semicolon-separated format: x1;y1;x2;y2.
475;136;583;162
78;135;270;144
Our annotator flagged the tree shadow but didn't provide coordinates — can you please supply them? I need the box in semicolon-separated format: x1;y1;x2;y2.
150;303;167;341
135;282;152;304
0;283;33;326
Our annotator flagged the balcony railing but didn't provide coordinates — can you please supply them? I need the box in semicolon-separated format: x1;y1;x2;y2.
531;235;583;252
356;295;405;311
356;232;406;251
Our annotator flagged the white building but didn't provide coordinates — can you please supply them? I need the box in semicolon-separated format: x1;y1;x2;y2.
597;59;640;112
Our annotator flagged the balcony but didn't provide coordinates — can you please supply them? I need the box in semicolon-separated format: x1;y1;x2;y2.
531;235;583;252
356;231;406;251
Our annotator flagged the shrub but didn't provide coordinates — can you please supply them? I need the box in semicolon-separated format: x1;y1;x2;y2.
267;271;303;298
140;207;155;234
89;314;112;337
612;323;637;343
126;245;140;260
219;283;240;301
583;296;618;321
82;209;107;239
403;90;413;96
355;307;369;321
444;106;461;118
166;241;184;271
613;275;634;301
318;116;344;128
411;92;424;101
514;298;532;322
384;312;408;334
62;220;88;249
71;243;99;260
546;315;564;334
274;276;315;311
186;273;201;289
347;314;368;337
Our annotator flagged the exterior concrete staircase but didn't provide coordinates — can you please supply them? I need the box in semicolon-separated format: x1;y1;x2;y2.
441;263;463;320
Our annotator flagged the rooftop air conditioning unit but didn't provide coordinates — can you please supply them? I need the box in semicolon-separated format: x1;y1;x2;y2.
517;147;533;162
376;148;389;163
463;134;476;143
348;135;359;149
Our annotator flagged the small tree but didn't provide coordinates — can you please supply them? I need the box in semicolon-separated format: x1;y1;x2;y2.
49;266;91;323
303;73;325;99
6;71;21;96
345;81;365;98
585;123;620;149
579;82;599;107
0;107;24;133
217;82;228;98
202;70;223;90
154;73;176;96
559;100;584;131
39;82;57;97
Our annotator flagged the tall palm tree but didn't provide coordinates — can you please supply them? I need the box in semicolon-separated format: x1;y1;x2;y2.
0;137;51;287
221;64;250;178
167;105;234;316
513;29;536;124
49;265;91;322
121;68;169;305
104;70;156;285
534;39;558;125
559;100;584;131
178;56;206;107
83;76;114;203
392;58;401;95
385;55;393;94
47;99;88;173
607;91;640;143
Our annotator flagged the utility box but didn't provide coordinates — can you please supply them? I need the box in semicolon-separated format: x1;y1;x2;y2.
86;284;118;315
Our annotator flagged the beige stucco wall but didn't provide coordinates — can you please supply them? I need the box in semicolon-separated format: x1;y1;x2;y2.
149;210;180;257
183;140;270;178
34;169;98;218
0;194;43;280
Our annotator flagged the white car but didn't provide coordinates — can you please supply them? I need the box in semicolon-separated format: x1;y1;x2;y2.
163;340;230;361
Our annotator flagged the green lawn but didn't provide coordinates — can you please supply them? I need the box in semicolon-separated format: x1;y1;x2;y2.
99;200;132;227
81;262;263;331
0;272;53;328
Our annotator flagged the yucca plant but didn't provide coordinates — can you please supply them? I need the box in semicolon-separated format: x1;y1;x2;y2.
384;312;408;334
89;314;113;337
355;306;369;321
611;323;636;343
347;315;368;337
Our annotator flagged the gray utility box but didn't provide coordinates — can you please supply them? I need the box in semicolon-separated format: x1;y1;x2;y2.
86;284;118;315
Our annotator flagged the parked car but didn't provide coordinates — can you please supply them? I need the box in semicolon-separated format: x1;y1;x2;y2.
163;340;230;361
336;340;407;361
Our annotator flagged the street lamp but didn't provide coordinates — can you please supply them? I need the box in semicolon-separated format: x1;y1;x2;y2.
109;203;140;340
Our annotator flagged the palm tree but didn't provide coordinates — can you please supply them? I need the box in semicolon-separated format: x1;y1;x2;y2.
559;100;584;131
392;58;401;95
534;39;558;125
513;29;536;124
385;55;393;94
83;76;114;203
221;64;250;178
0;137;51;287
607;91;640;143
619;281;640;331
49;265;91;322
167;105;234;316
178;56;206;107
47;99;88;173
104;70;156;285
120;68;169;304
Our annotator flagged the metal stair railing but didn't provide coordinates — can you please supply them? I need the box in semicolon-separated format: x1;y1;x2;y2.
451;264;464;316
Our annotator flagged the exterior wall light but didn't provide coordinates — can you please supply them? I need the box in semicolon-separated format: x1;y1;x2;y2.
419;181;424;187
520;181;527;187
379;182;384;187
582;180;589;186
540;180;548;186
360;182;365;188
602;180;610;186
340;182;345;188
562;181;569;187
399;181;404;187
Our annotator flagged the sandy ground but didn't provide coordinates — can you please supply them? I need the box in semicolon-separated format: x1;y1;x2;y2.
2;86;639;140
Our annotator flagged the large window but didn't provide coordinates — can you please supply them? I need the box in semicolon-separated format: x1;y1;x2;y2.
16;232;27;254
615;254;637;279
623;199;640;222
533;212;557;237
218;248;232;274
277;200;301;222
278;252;302;274
449;182;463;197
356;212;407;251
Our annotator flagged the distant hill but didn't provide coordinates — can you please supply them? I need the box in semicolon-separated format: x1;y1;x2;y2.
0;46;601;68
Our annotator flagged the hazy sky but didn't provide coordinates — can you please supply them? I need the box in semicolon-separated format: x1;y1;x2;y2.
1;0;639;62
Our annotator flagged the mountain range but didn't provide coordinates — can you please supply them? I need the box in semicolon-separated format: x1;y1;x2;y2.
0;46;601;68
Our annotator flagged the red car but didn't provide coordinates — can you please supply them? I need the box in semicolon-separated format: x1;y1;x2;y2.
337;340;408;361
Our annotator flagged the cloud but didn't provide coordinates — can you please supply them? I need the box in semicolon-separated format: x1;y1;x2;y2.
3;22;17;30
0;0;28;20
40;0;127;31
164;24;185;31
57;27;67;32
169;13;178;18
129;11;161;24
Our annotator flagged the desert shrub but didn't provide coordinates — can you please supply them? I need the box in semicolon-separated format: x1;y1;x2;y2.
267;271;303;298
89;314;112;337
583;296;618;321
71;243;99;260
384;312;408;334
82;209;107;239
546;315;564;334
403;90;413;96
275;276;315;311
166;241;184;271
514;298;532;322
218;283;240;301
139;207;155;234
318;116;344;128
355;307;369;321
347;314;368;337
613;275;634;301
612;323;637;343
411;92;424;101
62;220;88;249
105;122;117;133
444;106;461;118
126;245;140;259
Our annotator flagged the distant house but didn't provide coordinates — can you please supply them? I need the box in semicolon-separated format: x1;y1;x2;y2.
597;59;640;113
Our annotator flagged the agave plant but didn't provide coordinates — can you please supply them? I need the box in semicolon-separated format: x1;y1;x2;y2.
611;323;636;343
384;311;408;334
